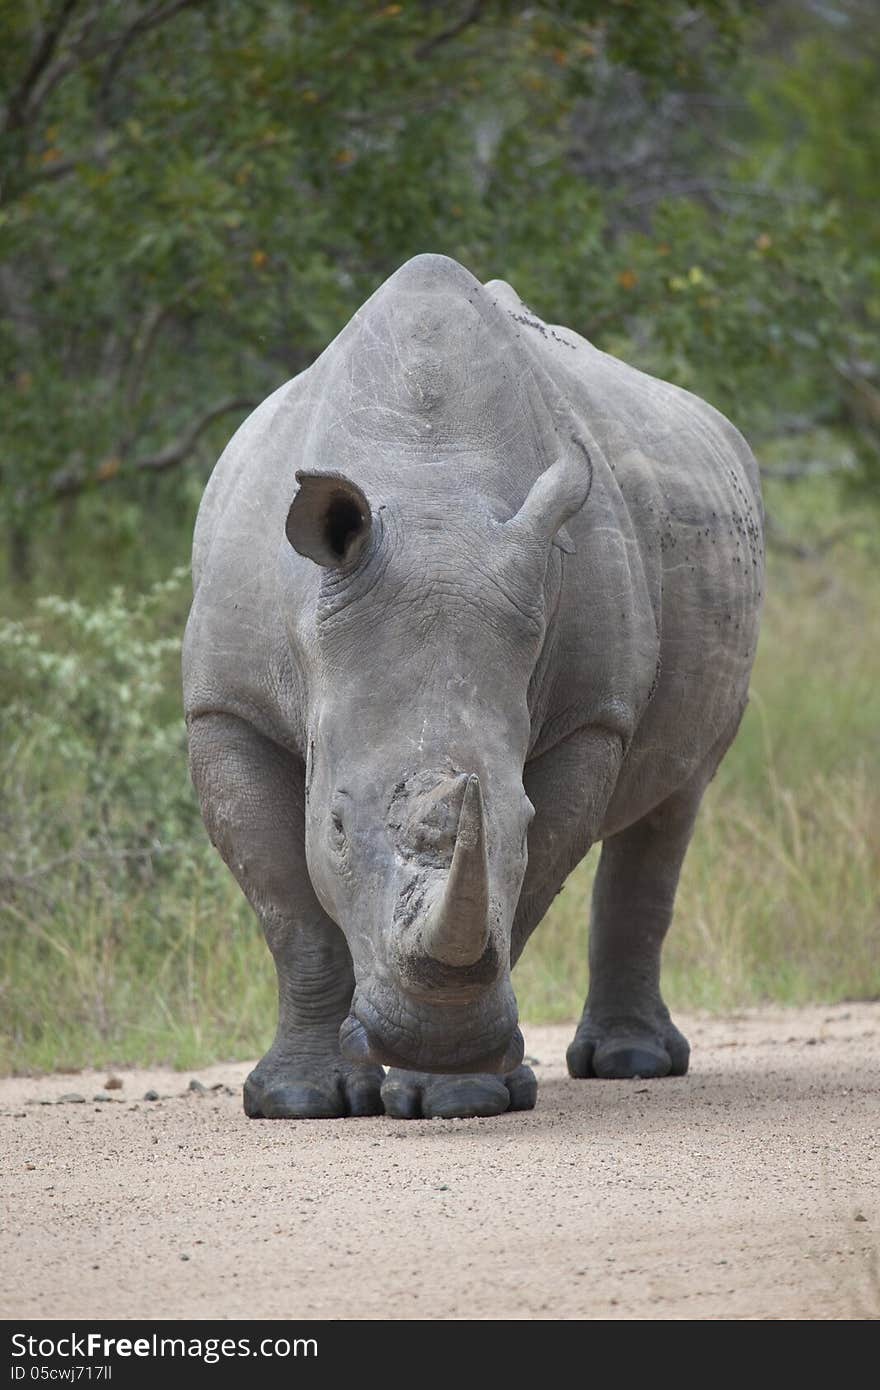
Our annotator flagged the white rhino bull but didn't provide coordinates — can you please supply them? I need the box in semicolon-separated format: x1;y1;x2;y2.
183;254;763;1119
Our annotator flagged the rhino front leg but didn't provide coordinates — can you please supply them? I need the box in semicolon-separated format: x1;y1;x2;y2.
566;783;701;1081
187;713;384;1118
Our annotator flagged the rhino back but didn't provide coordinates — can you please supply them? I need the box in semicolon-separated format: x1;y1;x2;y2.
485;277;764;823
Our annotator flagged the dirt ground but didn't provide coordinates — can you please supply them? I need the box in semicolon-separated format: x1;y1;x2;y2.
1;1003;877;1322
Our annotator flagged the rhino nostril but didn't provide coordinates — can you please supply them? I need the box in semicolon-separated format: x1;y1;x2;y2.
410;820;455;861
390;772;469;866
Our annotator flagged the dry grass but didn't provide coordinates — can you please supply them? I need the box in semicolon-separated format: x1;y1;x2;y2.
515;765;879;1021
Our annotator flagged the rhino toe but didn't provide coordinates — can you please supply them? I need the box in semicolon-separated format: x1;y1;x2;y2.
245;1080;342;1119
593;1043;672;1079
344;1070;387;1117
243;1063;384;1119
381;1065;537;1120
566;1015;690;1080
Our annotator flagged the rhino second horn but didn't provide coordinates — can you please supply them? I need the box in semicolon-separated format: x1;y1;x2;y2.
420;775;490;968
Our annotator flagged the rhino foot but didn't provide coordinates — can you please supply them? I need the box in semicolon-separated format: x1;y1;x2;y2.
244;1054;385;1119
566;1013;690;1080
381;1064;537;1119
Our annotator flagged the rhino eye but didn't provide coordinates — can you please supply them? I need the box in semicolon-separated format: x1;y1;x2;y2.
331;811;345;838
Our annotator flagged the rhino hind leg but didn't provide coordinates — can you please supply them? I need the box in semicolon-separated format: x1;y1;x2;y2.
566;774;709;1082
381;1065;537;1120
188;713;384;1119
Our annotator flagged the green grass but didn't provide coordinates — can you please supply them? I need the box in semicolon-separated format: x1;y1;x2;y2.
2;479;878;1073
1;863;270;1074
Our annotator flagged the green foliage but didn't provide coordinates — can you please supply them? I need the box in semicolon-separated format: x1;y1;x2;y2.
0;565;262;1070
0;567;194;885
4;0;877;552
9;0;871;543
734;4;880;495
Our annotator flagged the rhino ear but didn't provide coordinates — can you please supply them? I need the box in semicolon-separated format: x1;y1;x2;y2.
286;471;373;567
507;436;592;552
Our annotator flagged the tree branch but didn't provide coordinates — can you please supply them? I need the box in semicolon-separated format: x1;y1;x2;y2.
23;0;207;129
761;458;855;482
97;0;207;109
2;0;81;134
20;155;77;185
762;509;866;561
414;0;486;61
42;397;256;501
1;842;173;895
122;278;201;422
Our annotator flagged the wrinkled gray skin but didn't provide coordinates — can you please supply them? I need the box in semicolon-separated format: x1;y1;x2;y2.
183;254;763;1120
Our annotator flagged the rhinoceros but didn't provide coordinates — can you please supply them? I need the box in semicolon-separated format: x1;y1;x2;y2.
183;253;763;1120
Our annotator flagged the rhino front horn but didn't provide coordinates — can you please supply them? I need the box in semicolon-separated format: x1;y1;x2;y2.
420;775;490;968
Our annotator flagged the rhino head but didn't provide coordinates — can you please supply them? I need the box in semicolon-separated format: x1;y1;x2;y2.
285;440;591;1076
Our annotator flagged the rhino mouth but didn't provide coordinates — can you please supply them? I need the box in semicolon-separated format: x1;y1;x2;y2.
339;989;523;1076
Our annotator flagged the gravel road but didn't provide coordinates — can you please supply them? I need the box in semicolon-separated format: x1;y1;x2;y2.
2;1003;877;1321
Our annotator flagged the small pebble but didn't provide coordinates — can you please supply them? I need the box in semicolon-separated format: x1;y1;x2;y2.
854;1213;867;1223
104;1076;123;1090
58;1093;85;1104
143;1089;160;1102
188;1079;207;1096
25;1162;36;1171
93;1093;112;1103
180;1253;190;1261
